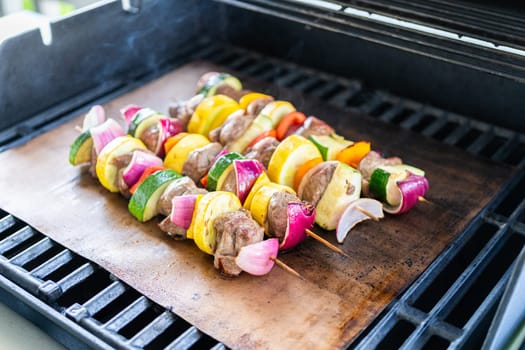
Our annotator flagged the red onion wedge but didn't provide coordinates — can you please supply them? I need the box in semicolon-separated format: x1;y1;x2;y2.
120;105;143;127
82;105;106;131
280;202;316;250
384;173;429;214
170;195;197;230
236;238;279;276
90;119;125;154
336;198;384;243
233;159;265;204
154;118;183;157
122;151;163;187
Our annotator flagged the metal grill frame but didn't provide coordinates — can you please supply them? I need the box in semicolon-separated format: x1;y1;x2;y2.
0;42;524;349
1;0;525;349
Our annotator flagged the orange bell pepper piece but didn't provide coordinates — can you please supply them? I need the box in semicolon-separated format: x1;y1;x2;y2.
335;141;371;168
293;157;323;191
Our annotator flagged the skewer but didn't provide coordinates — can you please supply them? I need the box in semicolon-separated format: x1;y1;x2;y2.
418;196;430;204
305;229;349;257
75;125;82;132
270;256;304;280
356;205;380;222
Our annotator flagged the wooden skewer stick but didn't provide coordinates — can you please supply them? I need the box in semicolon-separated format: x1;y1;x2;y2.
270;256;304;280
305;229;349;257
356;205;380;222
418;196;430;204
75;125;82;132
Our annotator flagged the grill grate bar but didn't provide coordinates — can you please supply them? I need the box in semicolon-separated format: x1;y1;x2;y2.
0;214;17;233
398;197;525;349
57;263;97;295
293;76;324;92
421;116;448;137
328;85;363;108
128;311;176;348
228;56;256;70
450;263;514;349
209;343;227;350
359;94;385;115
274;70;306;87
83;280;128;317
310;81;343;99
164;326;204;350
443;122;470;145
491;133;519;162
9;237;54;267
0;226;36;255
429;320;463;342
103;296;151;333
30;249;74;280
399;110;425;130
378;104;405;123
466;129;494;154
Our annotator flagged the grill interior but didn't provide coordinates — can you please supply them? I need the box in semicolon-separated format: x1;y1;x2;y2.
1;1;525;349
1;42;524;349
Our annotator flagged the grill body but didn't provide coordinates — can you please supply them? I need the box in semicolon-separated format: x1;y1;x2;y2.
0;1;524;349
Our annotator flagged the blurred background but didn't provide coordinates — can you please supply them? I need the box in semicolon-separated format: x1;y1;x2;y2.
0;0;97;17
0;0;100;42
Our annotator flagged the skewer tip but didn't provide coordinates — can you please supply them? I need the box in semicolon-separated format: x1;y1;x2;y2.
356;205;380;222
418;196;430;204
74;125;83;132
305;229;349;258
270;256;305;280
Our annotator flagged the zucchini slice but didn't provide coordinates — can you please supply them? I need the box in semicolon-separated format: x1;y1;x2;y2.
128;169;182;222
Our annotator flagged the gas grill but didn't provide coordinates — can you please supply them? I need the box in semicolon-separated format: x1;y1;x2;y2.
1;1;524;349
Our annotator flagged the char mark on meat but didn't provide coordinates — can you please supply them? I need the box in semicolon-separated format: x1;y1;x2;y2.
158;216;187;240
295;116;334;138
267;192;302;240
244;137;280;168
213;209;264;277
298;162;337;207
182;142;223;183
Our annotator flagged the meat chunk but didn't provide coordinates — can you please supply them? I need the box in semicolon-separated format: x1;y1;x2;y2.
158;216;187;240
267;192;302;240
295;116;334;138
358;151;402;180
246;96;274;116
117;168;131;199
182;142;223;183
89;145;97;178
215;84;249;101
243;137;280;168
213;209;264;277
168;94;204;128
297;162;337;207
208;111;254;145
158;177;207;216
139;124;160;153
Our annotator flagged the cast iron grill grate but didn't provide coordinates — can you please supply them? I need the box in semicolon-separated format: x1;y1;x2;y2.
0;43;524;349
